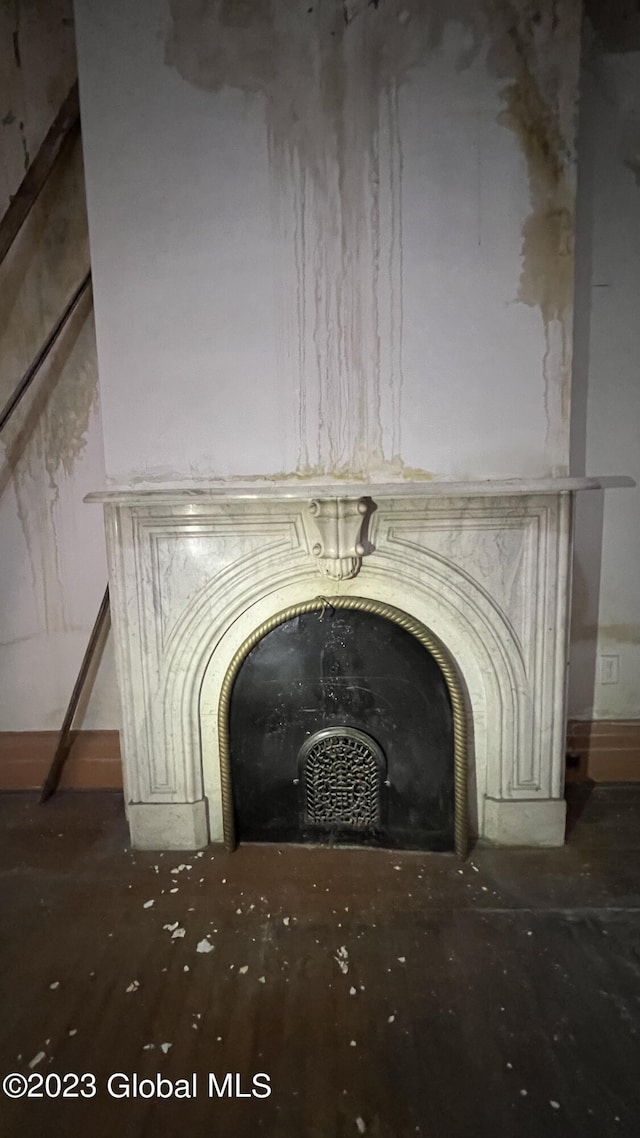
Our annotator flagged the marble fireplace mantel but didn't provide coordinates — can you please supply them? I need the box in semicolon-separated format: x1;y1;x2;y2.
88;476;609;503
88;477;612;852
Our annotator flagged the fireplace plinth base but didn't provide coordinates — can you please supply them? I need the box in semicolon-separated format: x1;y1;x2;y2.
483;798;567;848
127;801;209;851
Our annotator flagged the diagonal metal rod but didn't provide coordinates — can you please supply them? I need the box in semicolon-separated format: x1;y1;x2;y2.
0;271;91;436
40;586;111;803
0;82;80;269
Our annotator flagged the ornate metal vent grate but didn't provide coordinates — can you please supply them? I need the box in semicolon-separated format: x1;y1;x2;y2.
299;727;385;830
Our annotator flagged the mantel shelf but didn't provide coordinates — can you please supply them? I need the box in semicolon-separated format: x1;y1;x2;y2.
85;475;633;506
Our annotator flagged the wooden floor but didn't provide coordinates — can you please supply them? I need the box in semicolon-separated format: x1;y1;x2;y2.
0;786;639;1137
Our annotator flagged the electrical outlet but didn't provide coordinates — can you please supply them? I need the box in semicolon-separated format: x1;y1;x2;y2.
599;654;620;685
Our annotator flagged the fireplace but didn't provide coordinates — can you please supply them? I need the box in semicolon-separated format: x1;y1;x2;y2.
76;0;595;854
89;479;591;852
228;603;458;852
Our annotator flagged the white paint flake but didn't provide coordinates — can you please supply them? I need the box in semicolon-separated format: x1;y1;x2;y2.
349;986;357;996
356;1119;367;1134
143;1044;155;1051
258;976;266;984
163;922;179;932
171;927;186;939
143;900;155;909
49;981;60;990
550;1101;560;1110
282;917;290;926
239;965;249;974
397;956;406;964
388;1014;395;1023
126;980;140;993
160;1043;172;1054
196;939;214;954
335;946;349;974
29;1051;45;1069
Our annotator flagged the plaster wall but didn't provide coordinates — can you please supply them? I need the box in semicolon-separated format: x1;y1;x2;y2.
569;31;640;720
0;0;119;731
74;0;582;486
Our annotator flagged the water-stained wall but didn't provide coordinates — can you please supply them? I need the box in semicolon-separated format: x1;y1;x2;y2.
0;0;119;731
75;0;581;484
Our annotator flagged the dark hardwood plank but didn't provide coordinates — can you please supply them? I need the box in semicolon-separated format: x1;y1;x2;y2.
0;789;639;1137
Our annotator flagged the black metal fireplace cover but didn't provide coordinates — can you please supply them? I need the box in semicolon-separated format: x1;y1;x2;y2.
228;606;454;850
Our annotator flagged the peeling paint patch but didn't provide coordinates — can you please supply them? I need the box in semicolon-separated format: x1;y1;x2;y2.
123;456;437;487
227;457;437;484
486;0;581;472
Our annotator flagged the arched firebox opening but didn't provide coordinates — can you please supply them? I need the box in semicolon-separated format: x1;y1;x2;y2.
218;597;469;856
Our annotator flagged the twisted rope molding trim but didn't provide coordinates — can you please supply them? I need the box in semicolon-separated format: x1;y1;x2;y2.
217;595;469;859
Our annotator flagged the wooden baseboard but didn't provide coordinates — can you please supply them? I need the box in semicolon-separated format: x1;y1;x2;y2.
567;720;640;782
0;731;122;790
2;724;637;791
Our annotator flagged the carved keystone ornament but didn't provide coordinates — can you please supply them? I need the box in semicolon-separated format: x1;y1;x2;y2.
305;497;372;580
